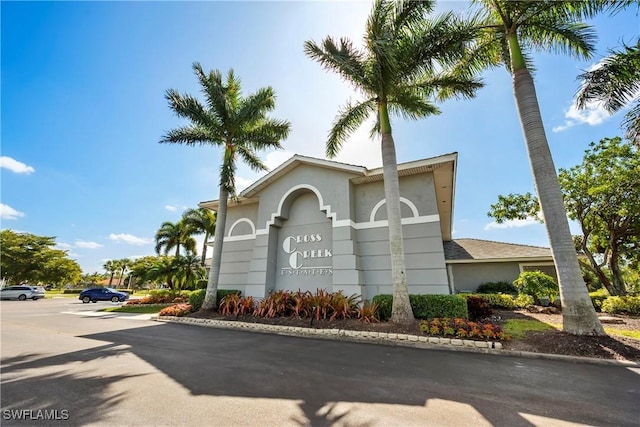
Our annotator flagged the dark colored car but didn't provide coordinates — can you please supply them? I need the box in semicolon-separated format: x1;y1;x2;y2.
79;287;129;303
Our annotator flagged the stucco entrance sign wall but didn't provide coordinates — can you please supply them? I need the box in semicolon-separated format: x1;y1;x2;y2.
275;192;333;292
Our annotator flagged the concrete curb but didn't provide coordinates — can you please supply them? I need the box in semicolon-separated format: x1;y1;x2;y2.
153;316;640;368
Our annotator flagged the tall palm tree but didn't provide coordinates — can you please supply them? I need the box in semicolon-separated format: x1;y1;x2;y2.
173;254;206;291
161;63;290;310
305;0;483;323
154;220;196;257
577;39;639;146
103;260;117;286
471;0;606;335
181;207;217;266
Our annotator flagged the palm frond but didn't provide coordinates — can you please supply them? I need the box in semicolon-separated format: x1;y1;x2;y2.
387;95;440;121
160;125;221;147
576;41;640;112
164;89;214;129
327;99;376;158
303;38;368;91
240;119;291;149
236;144;268;173
519;20;596;60
622;101;640;146
238;87;276;124
191;63;229;124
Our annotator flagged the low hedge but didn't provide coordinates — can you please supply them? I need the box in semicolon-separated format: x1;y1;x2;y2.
476;281;517;295
467;293;535;309
372;294;468;321
601;296;640;316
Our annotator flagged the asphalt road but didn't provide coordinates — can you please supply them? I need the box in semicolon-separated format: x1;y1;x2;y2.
1;298;639;427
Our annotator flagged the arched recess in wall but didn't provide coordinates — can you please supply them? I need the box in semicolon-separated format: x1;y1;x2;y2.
369;197;419;223
267;184;336;227
227;218;256;237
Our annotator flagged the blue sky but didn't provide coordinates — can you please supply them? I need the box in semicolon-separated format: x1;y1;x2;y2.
1;1;637;275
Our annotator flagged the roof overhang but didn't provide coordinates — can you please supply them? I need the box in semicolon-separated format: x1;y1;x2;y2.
199;152;457;239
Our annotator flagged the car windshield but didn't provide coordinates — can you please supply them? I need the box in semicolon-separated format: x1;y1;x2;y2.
105;288;117;292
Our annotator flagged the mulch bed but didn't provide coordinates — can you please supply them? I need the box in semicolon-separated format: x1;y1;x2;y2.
186;308;640;362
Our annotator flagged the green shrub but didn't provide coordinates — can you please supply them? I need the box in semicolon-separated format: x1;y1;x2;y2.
63;289;83;294
513;271;559;301
372;294;468;321
589;288;610;311
514;294;535;308
601;296;640;316
371;295;393;321
410;295;468;320
187;289;241;311
476;281;517;295
188;289;206;311
477;293;517;309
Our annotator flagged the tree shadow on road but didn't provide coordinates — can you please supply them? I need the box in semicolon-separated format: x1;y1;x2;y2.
73;322;640;427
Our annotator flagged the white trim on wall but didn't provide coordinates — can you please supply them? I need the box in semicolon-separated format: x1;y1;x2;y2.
518;261;556;274
227;218;256;237
369;197;419;222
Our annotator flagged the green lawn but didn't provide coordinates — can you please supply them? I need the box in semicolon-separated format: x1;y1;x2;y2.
101;305;166;314
503;318;639;341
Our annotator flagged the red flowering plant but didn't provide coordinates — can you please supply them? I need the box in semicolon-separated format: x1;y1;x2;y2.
419;317;510;341
159;303;193;317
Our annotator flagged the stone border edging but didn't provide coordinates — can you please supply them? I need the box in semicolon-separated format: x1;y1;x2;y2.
153;316;640;367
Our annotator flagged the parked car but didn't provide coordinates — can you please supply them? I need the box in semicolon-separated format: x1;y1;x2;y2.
1;286;41;301
79;287;129;303
31;286;46;299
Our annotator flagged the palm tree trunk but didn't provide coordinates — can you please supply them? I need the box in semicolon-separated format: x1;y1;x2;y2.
512;67;605;335
379;103;414;323
202;184;228;310
201;232;209;266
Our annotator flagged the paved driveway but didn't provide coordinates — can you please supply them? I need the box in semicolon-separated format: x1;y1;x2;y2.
2;298;639;426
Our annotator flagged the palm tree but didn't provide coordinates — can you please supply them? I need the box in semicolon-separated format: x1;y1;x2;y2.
304;0;483;323
471;0;606;335
161;63;290;310
577;39;639;146
181;207;217;266
173;254;206;290
116;258;132;288
145;256;179;291
154;220;197;257
103;260;117;286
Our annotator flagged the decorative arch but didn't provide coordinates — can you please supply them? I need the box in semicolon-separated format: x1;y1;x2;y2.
227;218;256;237
369;197;419;223
265;184;336;228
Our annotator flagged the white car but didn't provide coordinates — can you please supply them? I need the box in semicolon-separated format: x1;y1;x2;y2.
1;286;41;301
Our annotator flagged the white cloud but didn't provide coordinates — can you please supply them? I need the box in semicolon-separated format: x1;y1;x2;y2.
235;177;254;192
165;205;178;212
0;203;25;220
109;233;152;245
484;217;539;230
553;101;610;133
0;156;35;174
56;242;73;250
75;240;104;249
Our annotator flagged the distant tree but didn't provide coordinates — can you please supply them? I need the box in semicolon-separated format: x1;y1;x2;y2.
154;220;196;257
173;255;206;290
0;230;80;286
488;137;640;297
145;256;179;290
305;0;482;322
161;63;290;310
103;260;118;286
181;207;216;266
116;258;132;288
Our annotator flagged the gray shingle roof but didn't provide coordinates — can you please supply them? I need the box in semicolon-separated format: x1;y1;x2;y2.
444;238;552;261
